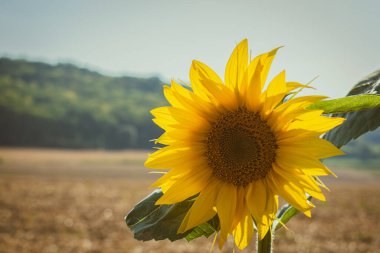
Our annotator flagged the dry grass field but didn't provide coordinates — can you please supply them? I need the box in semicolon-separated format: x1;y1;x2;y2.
0;148;379;253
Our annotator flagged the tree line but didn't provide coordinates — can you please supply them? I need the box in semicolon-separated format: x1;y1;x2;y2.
0;58;165;149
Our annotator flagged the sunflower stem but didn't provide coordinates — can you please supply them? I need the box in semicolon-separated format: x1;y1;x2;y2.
256;231;273;253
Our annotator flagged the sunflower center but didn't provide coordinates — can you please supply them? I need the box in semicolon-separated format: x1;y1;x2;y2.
205;108;278;186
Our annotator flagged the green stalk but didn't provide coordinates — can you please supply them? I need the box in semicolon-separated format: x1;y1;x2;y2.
256;230;273;253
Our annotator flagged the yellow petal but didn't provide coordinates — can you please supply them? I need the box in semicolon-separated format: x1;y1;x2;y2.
191;60;223;84
286;81;315;92
278;95;327;111
286;115;345;133
233;207;254;250
257;187;278;240
245;179;277;239
276;149;336;177
216;183;237;249
294;109;324;120
239;53;258;99
178;179;220;233
163;84;187;109
164;81;214;116
197;78;238;111
268;95;328;131
269;167;313;216
244;47;281;111
276;128;321;141
150;159;207;188
259;47;281;90
262;70;287;115
145;146;204;169
245;57;264;111
156;166;211;205
231;187;247;230
246;179;266;226
279;137;345;159
155;132;207;146
274;166;326;201
151;106;207;128
225;39;248;91
190;60;223;102
170;80;213;118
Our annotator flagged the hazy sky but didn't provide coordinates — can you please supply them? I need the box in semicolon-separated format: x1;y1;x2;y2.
1;0;379;98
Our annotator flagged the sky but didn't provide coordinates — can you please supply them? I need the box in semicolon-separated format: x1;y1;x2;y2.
1;0;379;98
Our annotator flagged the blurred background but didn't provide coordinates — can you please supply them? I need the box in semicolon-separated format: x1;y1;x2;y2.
0;1;379;252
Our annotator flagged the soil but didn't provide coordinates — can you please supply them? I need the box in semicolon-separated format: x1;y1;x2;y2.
0;148;379;253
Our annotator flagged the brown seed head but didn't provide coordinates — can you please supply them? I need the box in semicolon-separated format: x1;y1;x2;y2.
205;108;277;186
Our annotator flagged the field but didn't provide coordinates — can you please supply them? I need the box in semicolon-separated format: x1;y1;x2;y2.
0;148;379;253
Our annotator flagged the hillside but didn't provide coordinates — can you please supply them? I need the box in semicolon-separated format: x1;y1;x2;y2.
0;58;166;149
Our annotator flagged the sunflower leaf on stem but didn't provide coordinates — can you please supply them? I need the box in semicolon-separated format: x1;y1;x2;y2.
323;70;380;147
125;190;220;242
185;215;220;242
307;94;380;114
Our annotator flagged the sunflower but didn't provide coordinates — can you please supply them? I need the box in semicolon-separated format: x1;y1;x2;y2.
145;39;344;250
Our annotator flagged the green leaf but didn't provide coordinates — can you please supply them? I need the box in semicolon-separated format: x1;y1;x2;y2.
307;94;380;114
125;190;220;242
125;190;192;241
323;70;380;148
185;215;219;242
